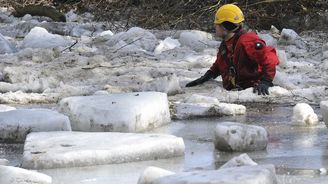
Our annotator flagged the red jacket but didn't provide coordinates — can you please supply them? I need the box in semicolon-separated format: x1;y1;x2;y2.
210;30;279;90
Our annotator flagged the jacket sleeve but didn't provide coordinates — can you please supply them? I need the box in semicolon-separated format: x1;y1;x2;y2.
209;52;222;79
242;38;279;81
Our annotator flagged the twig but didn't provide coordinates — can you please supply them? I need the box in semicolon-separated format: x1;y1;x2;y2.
244;0;289;7
61;40;78;52
112;37;142;53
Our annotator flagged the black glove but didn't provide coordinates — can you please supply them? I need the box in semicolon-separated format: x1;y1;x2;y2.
186;70;214;87
253;79;273;95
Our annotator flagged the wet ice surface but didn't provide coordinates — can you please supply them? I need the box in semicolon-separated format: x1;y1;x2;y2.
1;104;328;184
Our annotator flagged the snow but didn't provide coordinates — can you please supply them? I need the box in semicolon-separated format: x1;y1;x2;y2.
58;92;171;132
154;165;277;184
0;159;9;166
0;165;52;184
214;122;268;152
22;131;185;169
292;103;319;126
320;101;328;127
22;27;71;49
219;153;258;169
0;109;71;142
138;166;175;184
0;104;15;112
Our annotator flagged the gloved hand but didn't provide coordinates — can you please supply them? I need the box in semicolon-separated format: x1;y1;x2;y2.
186;70;214;87
253;79;273;95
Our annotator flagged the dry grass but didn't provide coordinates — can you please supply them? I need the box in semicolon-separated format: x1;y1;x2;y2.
2;0;327;32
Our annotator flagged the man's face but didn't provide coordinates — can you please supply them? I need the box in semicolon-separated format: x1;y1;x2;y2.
215;24;225;38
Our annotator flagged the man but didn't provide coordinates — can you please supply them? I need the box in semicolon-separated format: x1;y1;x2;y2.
186;4;279;95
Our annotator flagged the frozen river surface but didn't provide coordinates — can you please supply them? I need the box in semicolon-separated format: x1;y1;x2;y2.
1;103;327;184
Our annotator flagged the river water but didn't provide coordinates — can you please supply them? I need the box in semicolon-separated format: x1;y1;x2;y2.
1;103;328;184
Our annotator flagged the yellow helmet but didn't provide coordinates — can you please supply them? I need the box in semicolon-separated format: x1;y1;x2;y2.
214;4;244;24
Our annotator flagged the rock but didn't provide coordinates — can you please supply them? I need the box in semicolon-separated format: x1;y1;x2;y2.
214;122;268;152
0;109;71;142
292;103;319;126
154;165;277;184
0;165;52;184
22;131;185;169
58;92;171;132
138;166;175;184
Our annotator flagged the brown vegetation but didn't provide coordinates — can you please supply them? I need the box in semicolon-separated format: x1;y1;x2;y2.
2;0;327;32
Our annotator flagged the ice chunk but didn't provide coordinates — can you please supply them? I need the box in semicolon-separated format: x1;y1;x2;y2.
138;166;175;184
214;122;268;151
154;165;277;184
292;103;319;126
276;49;288;68
0;159;9;166
0;109;71;142
320;101;328;127
259;33;277;48
0;104;15;112
141;74;182;95
219;153;257;169
279;28;306;49
175;102;245;119
0;33;16;54
179;30;213;52
22;131;185;169
106;27;158;52
154;37;181;54
58;92;171;132
185;94;219;104
0;165;52;184
22;27;71;48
